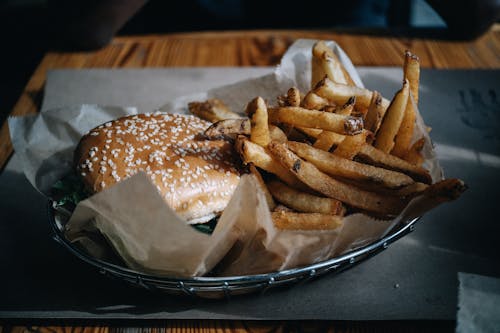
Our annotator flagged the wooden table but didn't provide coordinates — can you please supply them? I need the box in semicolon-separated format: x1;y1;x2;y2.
1;27;499;332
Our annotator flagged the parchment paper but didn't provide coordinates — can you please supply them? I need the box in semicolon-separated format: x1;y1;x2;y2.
9;39;443;277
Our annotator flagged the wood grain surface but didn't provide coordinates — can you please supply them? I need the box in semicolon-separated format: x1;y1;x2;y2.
1;27;499;332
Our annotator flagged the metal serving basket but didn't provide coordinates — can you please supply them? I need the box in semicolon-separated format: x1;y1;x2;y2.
49;202;419;299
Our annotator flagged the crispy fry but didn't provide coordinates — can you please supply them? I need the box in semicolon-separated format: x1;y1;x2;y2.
188;98;242;123
335;96;356;116
314;77;390;111
278;87;302;107
268;180;344;215
303;128;431;183
312;130;345;150
364;91;386;134
235;136;303;188
423;178;467;203
357;144;432;184
249;164;276;210
392;51;421;157
272;211;343;230
404;137;425;165
287;87;301;107
312;41;355;86
245;96;271;147
269;125;288;143
268;142;407;216
296;127;324;140
204;118;250;138
333;130;373;160
404;51;420;105
374;79;410;153
268;106;363;135
288;141;415;190
302;91;330;110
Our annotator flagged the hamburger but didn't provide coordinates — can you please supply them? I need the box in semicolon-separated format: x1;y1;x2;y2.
74;112;241;224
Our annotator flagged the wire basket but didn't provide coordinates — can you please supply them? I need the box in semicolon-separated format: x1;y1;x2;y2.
49;201;419;299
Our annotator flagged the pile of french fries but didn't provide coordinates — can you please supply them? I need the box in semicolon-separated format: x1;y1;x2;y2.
189;41;466;229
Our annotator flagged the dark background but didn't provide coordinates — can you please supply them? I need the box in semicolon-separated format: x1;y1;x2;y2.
0;0;498;126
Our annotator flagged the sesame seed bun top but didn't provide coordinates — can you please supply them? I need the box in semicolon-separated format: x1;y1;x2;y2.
75;112;241;224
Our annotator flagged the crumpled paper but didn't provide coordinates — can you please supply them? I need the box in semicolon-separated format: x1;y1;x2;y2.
9;39;443;277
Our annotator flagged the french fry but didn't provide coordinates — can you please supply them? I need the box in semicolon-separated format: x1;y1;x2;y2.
188;98;242;123
333;130;373;160
364;91;386;134
404;137;425;165
204;118;250;138
235;136;304;189
288;141;415;190
335;96;356;116
392;51;420;157
268;142;407;216
245;96;271;147
267;180;344;215
423;178;467;203
304;128;431;183
268;106;363;135
314;77;390;111
374;79;410;153
278;86;301;107
296;127;324;140
404;51;420;105
357;144;432;184
302;91;330;110
312;130;345;151
249;165;276;210
312;41;355;86
272;211;343;230
269;125;288;143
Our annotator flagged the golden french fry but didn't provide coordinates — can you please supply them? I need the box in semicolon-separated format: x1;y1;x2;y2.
288;141;415;190
423;178;467;203
335;96;356;116
269;125;288;143
272;211;343;230
267;180;344;215
312;41;355;86
268;142;407;216
296;127;324;140
303;128;431;183
357;144;432;184
392;51;421;157
404;50;420;105
188;98;242;123
245;96;271;147
249;164;276;210
374;79;410;153
393;182;428;197
235;136;304;189
404;137;425;165
314;77;390;111
268;106;363;135
312;130;345;151
204;118;250;138
364;91;386;134
277;87;302;107
302;91;329;110
333;130;373;160
286;87;301;107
